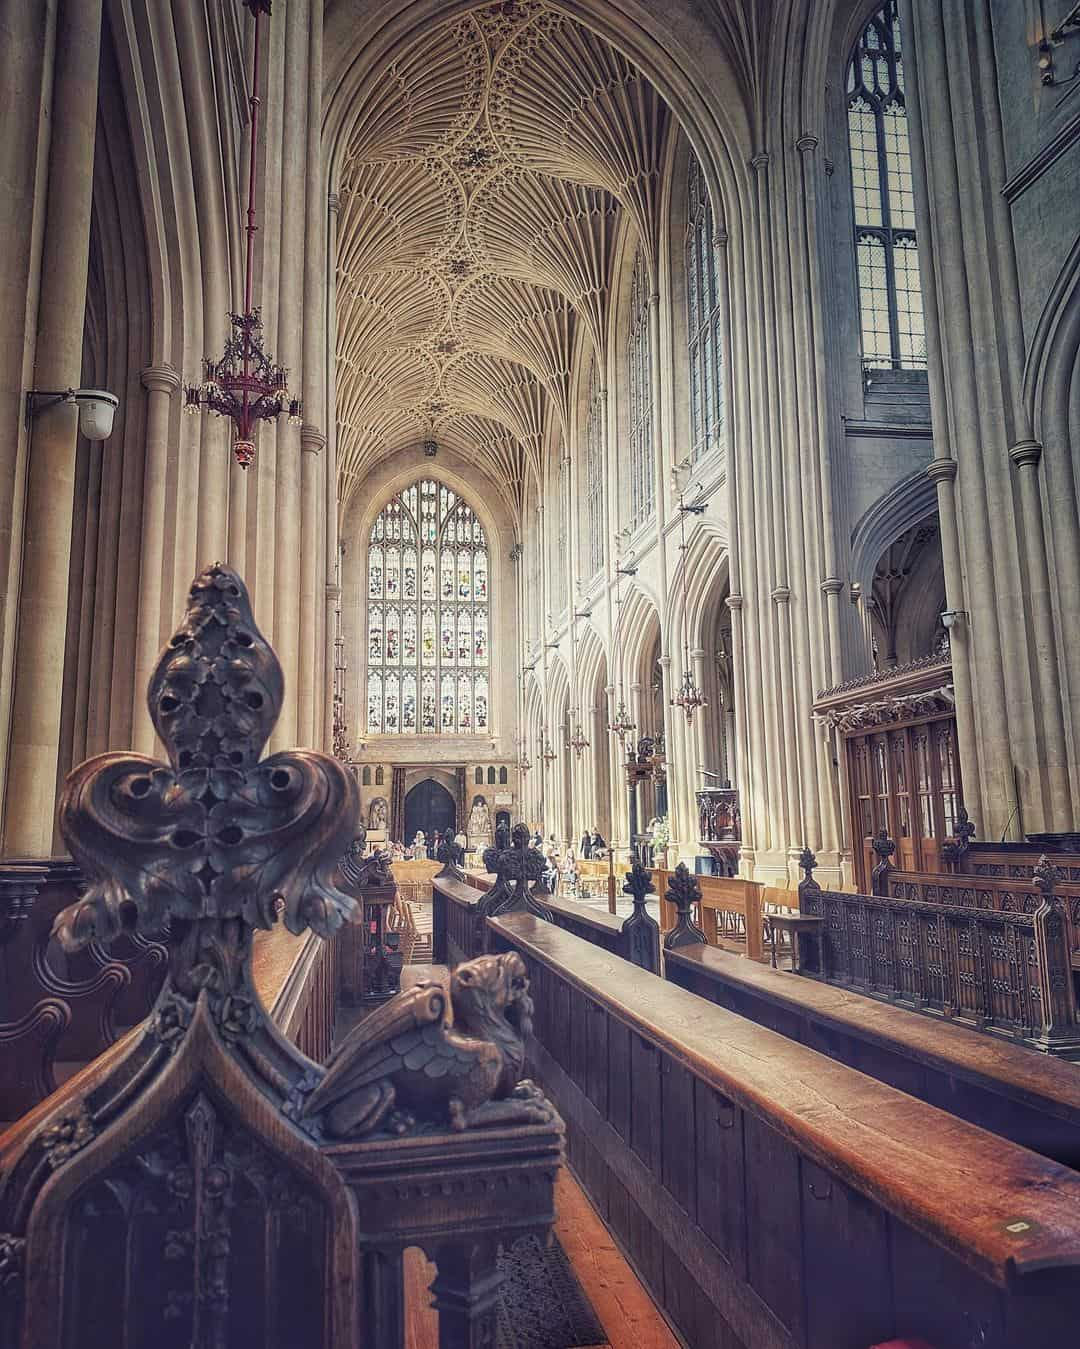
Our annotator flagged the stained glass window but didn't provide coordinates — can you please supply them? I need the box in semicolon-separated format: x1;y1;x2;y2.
367;477;490;734
584;357;604;577
847;1;925;371
627;246;655;528
686;150;724;463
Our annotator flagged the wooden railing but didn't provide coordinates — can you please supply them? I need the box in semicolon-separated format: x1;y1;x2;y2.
798;856;1080;1056
886;866;1080;960
489;912;1080;1349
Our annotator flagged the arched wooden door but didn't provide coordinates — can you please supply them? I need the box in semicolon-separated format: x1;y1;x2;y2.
404;779;457;844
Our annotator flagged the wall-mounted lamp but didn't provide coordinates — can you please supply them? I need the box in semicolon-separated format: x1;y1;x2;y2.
940;608;966;631
25;387;119;442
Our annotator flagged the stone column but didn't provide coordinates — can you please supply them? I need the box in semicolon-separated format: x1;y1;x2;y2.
1009;439;1069;821
298;427;325;746
133;365;181;756
4;0;104;854
323;191;340;752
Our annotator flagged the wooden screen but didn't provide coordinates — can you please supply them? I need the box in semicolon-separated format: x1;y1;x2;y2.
845;712;962;890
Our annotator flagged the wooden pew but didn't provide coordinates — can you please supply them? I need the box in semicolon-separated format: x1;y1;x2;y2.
665;941;1080;1167
489;913;1080;1349
655;868;767;961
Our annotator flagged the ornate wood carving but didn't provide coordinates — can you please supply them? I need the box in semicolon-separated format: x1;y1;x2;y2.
0;564;562;1349
662;863;707;951
621;862;660;973
474;824;552;951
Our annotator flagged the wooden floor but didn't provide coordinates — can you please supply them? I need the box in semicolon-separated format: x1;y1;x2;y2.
404;1168;678;1349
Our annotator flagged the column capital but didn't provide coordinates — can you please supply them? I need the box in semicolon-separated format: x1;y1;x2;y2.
725;593;744;611
750;151;770;172
325;583;342;600
925;457;958;484
690;646;706;659
795;133;819;153
1008;438;1042;469
712;229;729;250
141;364;181;394
300;423;326;454
657;654;672;669
820;577;844;595
771;585;791;604
328;190;340;214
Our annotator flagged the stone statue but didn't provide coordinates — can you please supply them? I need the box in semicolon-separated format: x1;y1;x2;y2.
468;793;492;848
368;795;389;833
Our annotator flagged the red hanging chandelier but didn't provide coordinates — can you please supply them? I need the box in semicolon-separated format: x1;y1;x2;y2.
184;0;300;469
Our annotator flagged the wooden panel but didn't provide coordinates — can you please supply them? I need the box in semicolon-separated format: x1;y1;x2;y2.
569;985;589;1090
608;1014;632;1142
800;1157;893;1349
660;1056;696;1221
694;1078;747;1278
584;999;608;1116
630;1031;661;1172
743;1112;805;1344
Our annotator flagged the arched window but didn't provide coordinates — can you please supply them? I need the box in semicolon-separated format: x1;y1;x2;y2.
686;150;724;463
362;766;372;786
367;478;490;735
627;246;655;528
499;766;508;785
847;1;925;371
487;766;496;785
475;766;483;785
584;357;604;577
375;766;384;786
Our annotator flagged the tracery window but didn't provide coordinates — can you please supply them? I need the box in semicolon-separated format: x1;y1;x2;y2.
367;478;489;735
583;357;604;577
847;0;925;370
686;151;724;463
627;246;655;528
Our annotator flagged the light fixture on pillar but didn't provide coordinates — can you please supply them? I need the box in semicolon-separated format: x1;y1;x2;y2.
331;605;349;763
608;554;636;743
670;460;708;722
541;731;557;765
183;0;300;469
568;610;590;757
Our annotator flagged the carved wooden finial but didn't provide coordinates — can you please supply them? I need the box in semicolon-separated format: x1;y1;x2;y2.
662;862;706;951
53;563;360;953
622;862;660;973
623;860;655;912
1033;854;1060;899
798;847;817;881
870;826;896;896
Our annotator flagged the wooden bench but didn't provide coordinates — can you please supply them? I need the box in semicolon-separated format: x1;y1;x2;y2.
665;941;1080;1167
489;913;1080;1349
654;869;766;960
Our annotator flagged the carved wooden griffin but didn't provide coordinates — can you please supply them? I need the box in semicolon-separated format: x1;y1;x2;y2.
302;952;553;1137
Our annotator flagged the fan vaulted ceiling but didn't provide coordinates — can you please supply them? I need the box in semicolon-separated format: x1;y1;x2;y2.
335;0;672;515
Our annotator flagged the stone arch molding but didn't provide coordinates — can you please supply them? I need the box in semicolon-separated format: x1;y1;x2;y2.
325;0;754;515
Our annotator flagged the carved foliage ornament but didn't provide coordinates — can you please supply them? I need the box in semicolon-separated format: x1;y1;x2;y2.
53;565;359;954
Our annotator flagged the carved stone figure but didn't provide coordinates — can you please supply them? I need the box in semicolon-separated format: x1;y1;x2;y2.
468;793;492;847
302;952;553;1137
368;795;389;833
